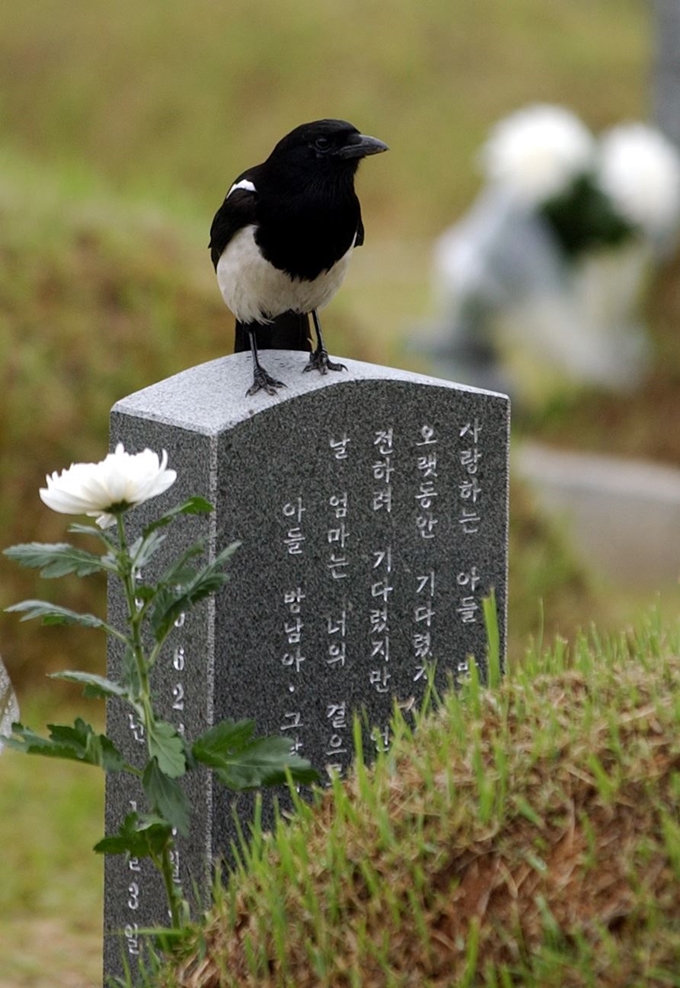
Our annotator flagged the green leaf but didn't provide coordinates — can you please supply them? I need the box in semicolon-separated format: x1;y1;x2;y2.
192;718;256;763
157;542;208;587
94;812;172;857
49;721;128;772
120;644;144;699
143;497;214;538
147;719;186;778
143;759;191;836
3;542;106;578
149;542;240;642
131;584;155;605
4;718;128;771
5;599;106;629
50;670;128;701
68;522;115;543
129;529;167;571
192;719;319;790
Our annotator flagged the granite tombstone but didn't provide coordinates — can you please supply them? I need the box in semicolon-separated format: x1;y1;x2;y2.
654;0;680;148
103;350;510;981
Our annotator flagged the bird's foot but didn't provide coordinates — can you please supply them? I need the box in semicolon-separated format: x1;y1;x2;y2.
247;365;287;396
303;348;347;376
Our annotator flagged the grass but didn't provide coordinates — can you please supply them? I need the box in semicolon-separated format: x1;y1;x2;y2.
0;149;226;690
0;0;648;237
149;608;680;988
0;141;622;984
0;696;104;988
0;1;674;983
0;141;644;702
4;606;679;988
0;0;661;701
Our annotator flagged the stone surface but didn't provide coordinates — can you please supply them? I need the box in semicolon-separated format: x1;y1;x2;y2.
0;656;19;752
103;351;510;981
516;441;680;588
654;0;680;147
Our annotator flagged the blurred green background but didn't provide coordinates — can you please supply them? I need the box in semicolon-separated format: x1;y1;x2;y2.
1;1;679;985
0;0;658;692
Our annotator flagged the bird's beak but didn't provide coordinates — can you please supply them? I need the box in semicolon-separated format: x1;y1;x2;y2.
338;133;389;159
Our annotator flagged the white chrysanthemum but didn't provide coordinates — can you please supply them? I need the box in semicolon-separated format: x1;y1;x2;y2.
482;104;595;205
598;123;680;238
40;444;177;528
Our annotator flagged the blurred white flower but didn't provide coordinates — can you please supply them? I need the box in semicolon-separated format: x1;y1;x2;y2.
40;444;177;528
482;104;595;206
598;123;680;240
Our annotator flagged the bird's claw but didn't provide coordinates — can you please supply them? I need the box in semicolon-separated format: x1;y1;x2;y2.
303;349;347;376
247;366;287;396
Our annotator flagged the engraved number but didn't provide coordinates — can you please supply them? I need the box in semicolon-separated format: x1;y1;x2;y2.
127;882;140;910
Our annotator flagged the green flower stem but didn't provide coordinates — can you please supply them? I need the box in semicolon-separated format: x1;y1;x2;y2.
98;622;131;646
115;514;152;710
146;639;165;671
153;840;185;930
114;513;187;930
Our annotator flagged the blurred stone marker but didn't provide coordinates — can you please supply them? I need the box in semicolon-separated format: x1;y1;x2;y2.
0;656;19;753
654;0;680;147
103;351;510;981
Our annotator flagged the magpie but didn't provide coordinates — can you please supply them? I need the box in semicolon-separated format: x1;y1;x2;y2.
209;119;388;395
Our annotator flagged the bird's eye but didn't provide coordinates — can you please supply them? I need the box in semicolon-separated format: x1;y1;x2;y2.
314;137;330;152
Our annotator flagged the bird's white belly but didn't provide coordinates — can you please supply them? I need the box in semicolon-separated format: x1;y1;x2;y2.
216;225;353;323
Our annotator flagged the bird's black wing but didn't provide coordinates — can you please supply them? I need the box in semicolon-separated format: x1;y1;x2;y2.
355;210;365;248
231;204;361;354
212;173;312;353
209;182;258;270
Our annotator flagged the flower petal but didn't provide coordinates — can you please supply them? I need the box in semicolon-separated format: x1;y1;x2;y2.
483;104;595;206
39;445;177;520
598;123;680;237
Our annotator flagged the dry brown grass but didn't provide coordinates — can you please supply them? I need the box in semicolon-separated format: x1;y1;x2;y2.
157;619;680;988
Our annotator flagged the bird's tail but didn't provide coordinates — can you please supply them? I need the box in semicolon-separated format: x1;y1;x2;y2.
234;312;312;353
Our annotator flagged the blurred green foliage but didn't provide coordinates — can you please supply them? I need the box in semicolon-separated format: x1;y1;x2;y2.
0;5;674;985
0;696;104;988
0;0;647;235
0;0;657;693
0;152;605;693
0;154;225;687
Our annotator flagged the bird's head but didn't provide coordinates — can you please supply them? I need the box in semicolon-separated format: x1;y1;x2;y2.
267;119;388;178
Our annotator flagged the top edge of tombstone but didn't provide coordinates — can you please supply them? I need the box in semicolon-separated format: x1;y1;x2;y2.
111;352;510;437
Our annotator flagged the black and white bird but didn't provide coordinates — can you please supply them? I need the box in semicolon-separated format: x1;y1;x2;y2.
209;119;388;395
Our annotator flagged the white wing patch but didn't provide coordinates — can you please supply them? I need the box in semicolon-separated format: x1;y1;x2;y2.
227;178;256;198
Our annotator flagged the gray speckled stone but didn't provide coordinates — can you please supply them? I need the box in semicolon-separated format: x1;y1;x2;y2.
103;351;509;982
654;0;680;147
